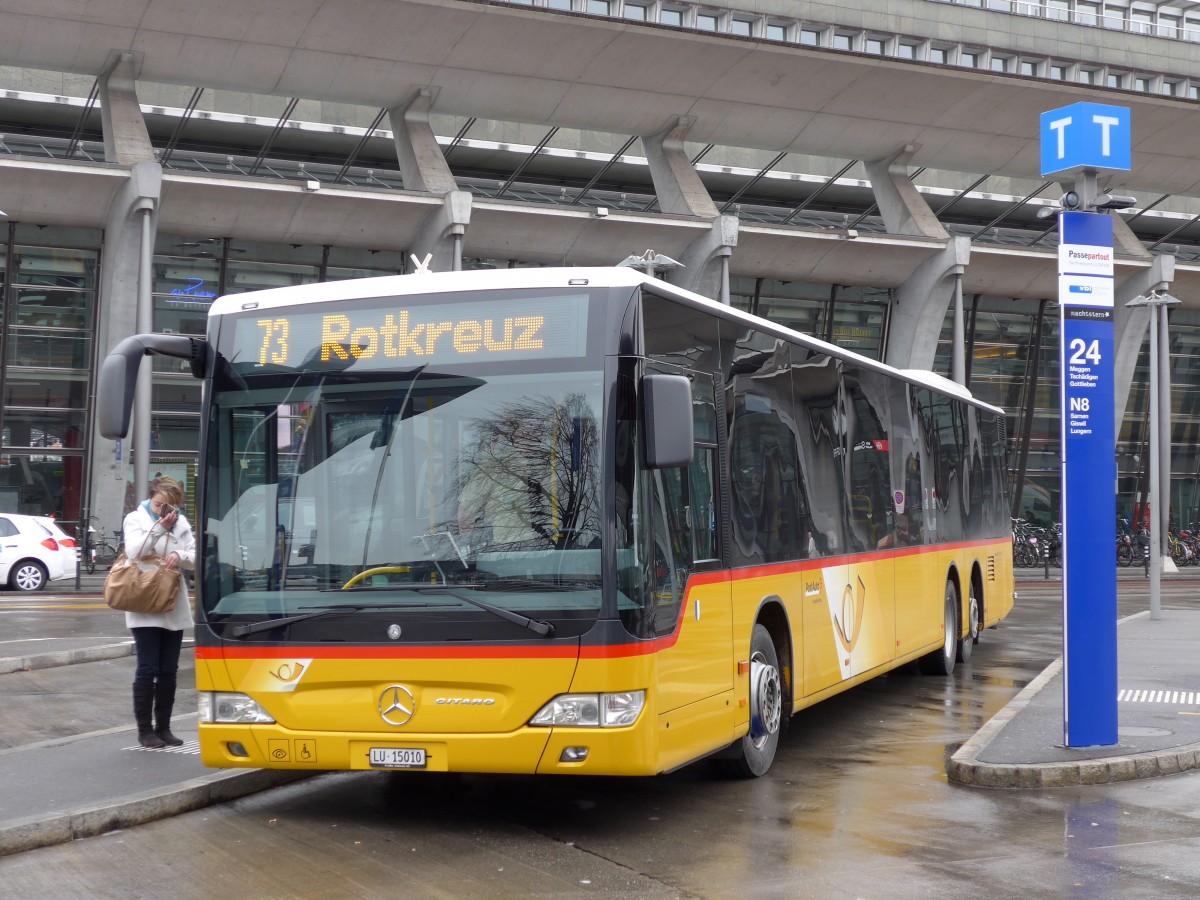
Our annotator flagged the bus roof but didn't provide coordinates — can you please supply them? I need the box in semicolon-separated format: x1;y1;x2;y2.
206;266;651;316
208;266;1005;417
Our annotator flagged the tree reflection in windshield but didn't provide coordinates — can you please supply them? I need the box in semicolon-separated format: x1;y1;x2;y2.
206;370;604;606
456;392;600;553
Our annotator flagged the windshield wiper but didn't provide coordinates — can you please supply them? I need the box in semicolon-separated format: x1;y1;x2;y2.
331;582;556;637
226;602;434;637
229;605;368;637
470;574;600;592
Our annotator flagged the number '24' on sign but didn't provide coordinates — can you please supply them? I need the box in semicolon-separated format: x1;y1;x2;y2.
1068;338;1101;365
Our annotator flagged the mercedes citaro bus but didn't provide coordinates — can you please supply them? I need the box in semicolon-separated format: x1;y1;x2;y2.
99;266;1014;778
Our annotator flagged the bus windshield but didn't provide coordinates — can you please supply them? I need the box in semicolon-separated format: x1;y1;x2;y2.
200;292;605;639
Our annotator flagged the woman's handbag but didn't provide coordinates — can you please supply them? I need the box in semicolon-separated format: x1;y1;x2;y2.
104;526;181;614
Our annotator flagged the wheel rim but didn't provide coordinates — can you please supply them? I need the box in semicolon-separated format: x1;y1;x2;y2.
967;591;980;640
943;594;956;661
15;564;43;590
748;652;782;748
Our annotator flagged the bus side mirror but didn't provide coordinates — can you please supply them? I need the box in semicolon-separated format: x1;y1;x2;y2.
97;347;140;439
642;373;693;468
97;334;208;439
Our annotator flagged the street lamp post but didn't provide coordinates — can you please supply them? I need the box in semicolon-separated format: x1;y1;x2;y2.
1125;290;1180;621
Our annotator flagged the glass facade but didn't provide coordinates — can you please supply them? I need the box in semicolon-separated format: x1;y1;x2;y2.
937;296;1062;525
145;237;404;478
0;225;98;523
0;226;404;532
0;229;1192;539
729;277;891;360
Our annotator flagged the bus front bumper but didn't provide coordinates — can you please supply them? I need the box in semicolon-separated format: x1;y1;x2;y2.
199;722;662;776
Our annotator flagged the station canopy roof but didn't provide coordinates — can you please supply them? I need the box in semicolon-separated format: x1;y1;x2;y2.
0;0;1199;289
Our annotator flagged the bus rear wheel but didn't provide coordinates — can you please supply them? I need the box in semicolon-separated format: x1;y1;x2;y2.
956;583;979;664
716;624;782;778
918;581;957;676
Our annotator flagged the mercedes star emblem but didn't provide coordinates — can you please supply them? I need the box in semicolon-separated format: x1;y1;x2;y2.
378;684;416;726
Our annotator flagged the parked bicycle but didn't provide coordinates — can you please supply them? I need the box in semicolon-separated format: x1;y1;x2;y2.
1113;515;1132;567
1168;526;1200;567
1011;518;1059;568
81;517;121;574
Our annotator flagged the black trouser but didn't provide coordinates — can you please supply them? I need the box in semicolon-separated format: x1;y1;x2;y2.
131;627;184;684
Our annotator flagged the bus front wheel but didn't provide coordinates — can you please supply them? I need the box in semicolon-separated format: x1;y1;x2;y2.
717;624;782;778
918;581;957;676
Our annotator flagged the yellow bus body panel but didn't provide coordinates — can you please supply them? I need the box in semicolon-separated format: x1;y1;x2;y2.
196;647;740;776
196;539;1013;775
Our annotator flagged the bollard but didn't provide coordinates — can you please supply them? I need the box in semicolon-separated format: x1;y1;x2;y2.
74;511;85;591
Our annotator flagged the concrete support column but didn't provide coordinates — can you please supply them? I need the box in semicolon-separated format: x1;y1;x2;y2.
864;144;963;376
883;237;970;372
1111;212;1154;261
98;52;156;165
89;54;163;531
667;215;739;302
388;88;458;195
90;162;162;532
863;145;948;239
641;117;719;219
1113;254;1174;430
410;191;473;272
951;272;966;385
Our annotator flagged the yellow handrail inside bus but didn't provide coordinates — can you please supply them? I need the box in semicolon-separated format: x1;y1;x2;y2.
341;565;411;590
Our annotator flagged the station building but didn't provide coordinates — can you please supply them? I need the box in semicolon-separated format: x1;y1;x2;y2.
0;0;1198;538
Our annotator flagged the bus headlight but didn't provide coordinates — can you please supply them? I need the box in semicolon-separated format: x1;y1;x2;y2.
529;691;645;727
199;691;276;724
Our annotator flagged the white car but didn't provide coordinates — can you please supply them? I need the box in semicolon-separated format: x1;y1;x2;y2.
0;513;78;591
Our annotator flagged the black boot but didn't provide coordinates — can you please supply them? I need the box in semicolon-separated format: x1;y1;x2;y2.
154;678;184;747
134;683;166;748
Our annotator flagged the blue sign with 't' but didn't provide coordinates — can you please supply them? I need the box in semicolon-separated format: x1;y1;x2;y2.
1041;102;1131;176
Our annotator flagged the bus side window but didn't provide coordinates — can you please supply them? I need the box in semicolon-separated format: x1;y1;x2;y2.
649;466;692;634
843;368;891;552
792;356;844;559
644;372;716;634
618;361;701;638
690;446;717;562
690;378;718;563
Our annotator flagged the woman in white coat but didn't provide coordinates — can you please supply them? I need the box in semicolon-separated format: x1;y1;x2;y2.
123;475;196;748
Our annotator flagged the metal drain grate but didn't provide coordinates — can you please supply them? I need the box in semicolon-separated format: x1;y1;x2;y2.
1117;689;1200;705
125;740;201;755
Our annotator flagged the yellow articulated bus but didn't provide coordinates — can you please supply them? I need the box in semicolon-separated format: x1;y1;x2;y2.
99;266;1014;778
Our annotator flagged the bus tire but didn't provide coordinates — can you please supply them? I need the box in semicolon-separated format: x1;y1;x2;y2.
918;581;957;676
716;624;782;778
957;581;979;664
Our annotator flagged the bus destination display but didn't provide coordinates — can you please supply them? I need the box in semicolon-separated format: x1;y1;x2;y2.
227;293;589;370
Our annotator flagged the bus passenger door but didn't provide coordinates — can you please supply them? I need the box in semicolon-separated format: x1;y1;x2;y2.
653;375;733;714
839;367;896;673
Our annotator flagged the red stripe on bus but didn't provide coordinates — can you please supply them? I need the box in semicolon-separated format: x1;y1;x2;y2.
731;537;1003;580
196;645;580;661
196;538;1005;662
195;641;672;663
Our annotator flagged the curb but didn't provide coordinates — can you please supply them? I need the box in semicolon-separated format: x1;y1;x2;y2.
948;656;1200;788
0;640;197;676
0;642;135;675
0;768;316;858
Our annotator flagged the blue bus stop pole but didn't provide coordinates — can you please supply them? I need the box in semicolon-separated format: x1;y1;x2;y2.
1057;212;1117;747
1041;102;1129;748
